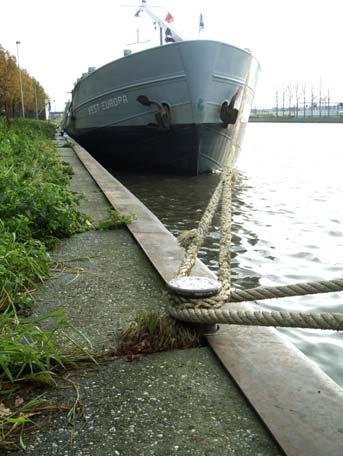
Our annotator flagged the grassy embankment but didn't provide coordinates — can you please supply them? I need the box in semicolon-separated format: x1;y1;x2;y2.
0;118;93;450
0;119;199;450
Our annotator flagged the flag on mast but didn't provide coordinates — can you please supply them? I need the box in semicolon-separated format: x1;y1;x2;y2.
165;27;175;43
199;13;204;32
165;12;174;23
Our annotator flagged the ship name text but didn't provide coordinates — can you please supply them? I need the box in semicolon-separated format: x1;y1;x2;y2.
88;95;128;115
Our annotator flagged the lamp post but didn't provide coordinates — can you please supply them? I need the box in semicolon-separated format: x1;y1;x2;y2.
16;41;25;118
34;82;38;120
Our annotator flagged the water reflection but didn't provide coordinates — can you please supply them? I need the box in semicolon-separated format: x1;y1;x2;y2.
113;169;262;291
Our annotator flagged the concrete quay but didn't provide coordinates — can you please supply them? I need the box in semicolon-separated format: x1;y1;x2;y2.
69;136;343;456
17;133;343;456
16;135;282;456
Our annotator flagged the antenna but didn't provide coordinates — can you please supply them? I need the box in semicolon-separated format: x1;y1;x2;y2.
127;29;151;46
121;1;184;44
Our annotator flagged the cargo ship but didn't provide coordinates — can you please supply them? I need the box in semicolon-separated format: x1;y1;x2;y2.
64;1;259;175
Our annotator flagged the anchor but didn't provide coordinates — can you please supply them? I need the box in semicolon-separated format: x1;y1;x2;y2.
220;90;239;127
137;95;171;129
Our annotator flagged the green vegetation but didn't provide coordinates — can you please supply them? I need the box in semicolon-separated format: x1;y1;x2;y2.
0;311;68;387
0;118;91;309
0;119;174;450
97;208;135;230
114;309;201;358
0;394;68;452
0;118;93;450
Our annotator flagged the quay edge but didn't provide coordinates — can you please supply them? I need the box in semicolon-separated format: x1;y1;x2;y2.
67;135;343;456
20;132;343;455
17;132;282;456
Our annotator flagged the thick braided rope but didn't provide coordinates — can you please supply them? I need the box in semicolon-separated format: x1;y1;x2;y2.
218;170;233;288
177;56;252;278
172;278;343;308
227;279;343;302
177;180;224;277
168;306;343;330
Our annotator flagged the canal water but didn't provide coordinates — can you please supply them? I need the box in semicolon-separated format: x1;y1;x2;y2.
113;123;343;387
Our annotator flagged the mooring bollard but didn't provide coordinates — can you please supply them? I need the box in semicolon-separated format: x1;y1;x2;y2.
168;276;221;334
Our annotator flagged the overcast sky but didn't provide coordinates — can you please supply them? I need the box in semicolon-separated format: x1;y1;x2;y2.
2;0;343;111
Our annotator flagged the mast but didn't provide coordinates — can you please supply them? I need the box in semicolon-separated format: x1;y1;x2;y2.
136;0;184;43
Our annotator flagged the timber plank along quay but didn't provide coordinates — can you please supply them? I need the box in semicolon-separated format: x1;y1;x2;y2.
68;135;343;456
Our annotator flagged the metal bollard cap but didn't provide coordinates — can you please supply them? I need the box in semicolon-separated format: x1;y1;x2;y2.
168;276;221;297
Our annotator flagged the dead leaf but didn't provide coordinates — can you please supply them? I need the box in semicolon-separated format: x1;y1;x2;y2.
126;353;141;362
0;402;12;417
14;397;24;408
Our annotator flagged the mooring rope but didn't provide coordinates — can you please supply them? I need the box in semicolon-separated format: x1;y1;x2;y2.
169;54;343;331
173;278;343;308
168;306;343;331
177;84;244;277
177;179;225;277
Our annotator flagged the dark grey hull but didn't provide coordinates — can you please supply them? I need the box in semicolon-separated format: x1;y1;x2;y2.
69;122;239;175
65;40;259;175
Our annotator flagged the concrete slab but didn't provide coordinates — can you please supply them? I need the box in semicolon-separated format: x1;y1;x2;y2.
67;137;343;456
208;322;343;456
17;349;282;456
17;134;282;455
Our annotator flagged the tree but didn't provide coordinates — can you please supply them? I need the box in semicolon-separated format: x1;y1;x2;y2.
0;44;48;119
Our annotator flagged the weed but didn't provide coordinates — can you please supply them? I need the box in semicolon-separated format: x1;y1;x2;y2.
62;142;73;148
97;208;135;230
114;309;201;357
0;221;50;310
0;118;92;311
0;394;68;451
0;311;66;387
0;119;96;449
0;118;91;248
0;309;97;450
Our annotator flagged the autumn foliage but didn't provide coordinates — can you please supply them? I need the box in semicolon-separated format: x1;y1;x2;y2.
0;44;48;119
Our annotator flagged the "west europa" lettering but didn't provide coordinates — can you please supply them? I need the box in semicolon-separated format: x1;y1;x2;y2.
88;95;128;115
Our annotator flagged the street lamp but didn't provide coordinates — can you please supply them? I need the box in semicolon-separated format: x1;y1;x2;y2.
16;41;25;118
34;82;38;120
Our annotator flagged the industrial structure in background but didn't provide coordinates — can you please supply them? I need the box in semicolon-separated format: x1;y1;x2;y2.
252;83;343;119
251;102;343;119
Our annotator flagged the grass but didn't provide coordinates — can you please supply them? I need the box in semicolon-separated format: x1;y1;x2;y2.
0;118;92;310
0;119;196;450
114;309;201;359
0;309;95;451
0;118;95;450
0;394;69;452
0;222;50;311
57;141;73;148
96;208;135;230
0;310;74;388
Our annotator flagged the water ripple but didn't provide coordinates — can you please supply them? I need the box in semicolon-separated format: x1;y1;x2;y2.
113;123;343;387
